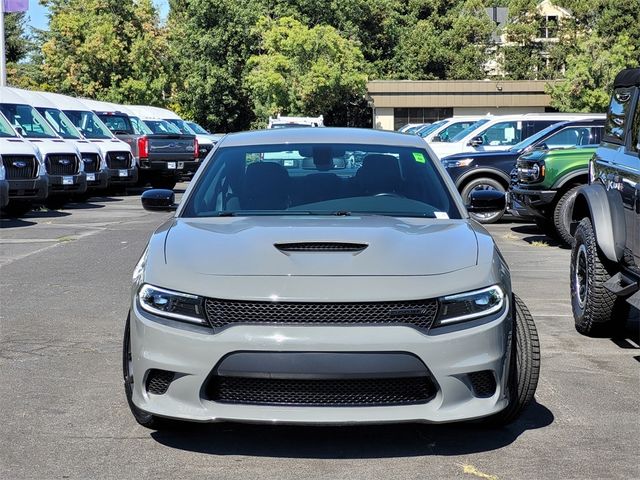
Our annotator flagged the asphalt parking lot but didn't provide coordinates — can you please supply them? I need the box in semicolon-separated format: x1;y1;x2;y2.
1;184;638;480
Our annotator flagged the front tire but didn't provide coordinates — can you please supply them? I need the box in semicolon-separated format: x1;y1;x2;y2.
484;294;540;425
123;314;171;429
461;177;506;224
570;218;627;336
553;185;581;246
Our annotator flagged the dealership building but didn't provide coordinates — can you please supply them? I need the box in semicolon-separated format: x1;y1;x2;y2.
367;79;560;130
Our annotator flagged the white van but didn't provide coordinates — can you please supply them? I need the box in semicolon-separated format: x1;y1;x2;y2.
126;105;215;164
37;93;138;187
0;111;48;213
10;88;110;191
429;113;605;159
0;87;86;199
422;116;487;143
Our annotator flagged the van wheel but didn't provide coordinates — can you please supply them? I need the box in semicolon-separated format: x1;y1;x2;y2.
1;201;33;217
553;185;581;246
483;294;540;426
570;218;628;336
461;178;506;224
123;314;172;429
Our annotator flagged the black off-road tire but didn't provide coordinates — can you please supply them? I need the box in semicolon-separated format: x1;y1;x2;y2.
483;294;540;426
570;218;628;336
461;177;506;224
553;185;582;246
1;201;34;217
123;314;172;429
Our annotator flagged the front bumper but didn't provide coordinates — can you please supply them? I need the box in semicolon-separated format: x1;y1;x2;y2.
0;180;8;208
106;166;138;185
129;300;512;424
6;176;48;201
48;172;87;195
85;169;109;190
509;186;557;219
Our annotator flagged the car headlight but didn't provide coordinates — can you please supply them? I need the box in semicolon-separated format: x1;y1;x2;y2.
442;158;474;169
138;284;207;325
436;285;505;325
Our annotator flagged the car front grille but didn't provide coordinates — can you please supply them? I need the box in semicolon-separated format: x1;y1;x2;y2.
206;376;437;407
203;298;439;330
106;151;131;169
46;154;78;175
81;153;100;173
2;155;38;179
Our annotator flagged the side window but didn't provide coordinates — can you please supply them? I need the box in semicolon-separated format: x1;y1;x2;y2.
545;127;598;148
604;87;633;142
481;121;522;146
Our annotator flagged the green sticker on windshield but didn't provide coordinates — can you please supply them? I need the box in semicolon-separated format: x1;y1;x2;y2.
413;152;426;163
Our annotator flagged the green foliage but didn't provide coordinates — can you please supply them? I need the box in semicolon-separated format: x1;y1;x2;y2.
38;0;170;104
547;34;639;112
245;16;368;127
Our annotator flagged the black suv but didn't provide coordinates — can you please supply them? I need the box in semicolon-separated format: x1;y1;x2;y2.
570;68;640;335
441;118;604;223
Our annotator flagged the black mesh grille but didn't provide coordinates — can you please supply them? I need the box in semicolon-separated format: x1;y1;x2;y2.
203;298;439;330
106;151;130;169
46;154;78;175
207;376;437;406
2;155;38;179
146;369;175;395
81;153;100;173
275;242;368;253
468;371;497;398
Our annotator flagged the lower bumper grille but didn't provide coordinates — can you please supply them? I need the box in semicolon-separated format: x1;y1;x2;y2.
468;370;497;398
146;369;175;395
46;154;78;175
203;298;439;330
2;155;38;179
106;151;131;169
206;376;437;407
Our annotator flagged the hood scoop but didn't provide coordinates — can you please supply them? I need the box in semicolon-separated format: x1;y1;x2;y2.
275;242;368;253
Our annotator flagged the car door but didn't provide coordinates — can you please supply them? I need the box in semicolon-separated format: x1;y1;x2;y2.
619;88;640;264
475;121;523;152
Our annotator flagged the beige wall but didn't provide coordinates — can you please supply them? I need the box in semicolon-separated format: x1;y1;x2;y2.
453;106;545;116
373;107;394;130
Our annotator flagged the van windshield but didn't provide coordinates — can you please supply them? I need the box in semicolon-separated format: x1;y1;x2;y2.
0;103;59;138
450;119;490;142
63;110;113;139
166;118;195;134
144;120;182;135
36;107;82;139
0;113;18;138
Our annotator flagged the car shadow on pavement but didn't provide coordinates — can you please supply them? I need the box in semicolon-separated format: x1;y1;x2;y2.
1;209;71;227
510;225;566;248
150;400;553;458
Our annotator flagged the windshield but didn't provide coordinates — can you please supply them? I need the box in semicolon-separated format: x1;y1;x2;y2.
144;120;182;134
182;143;461;219
36;107;82;139
99;113;134;134
166;118;195;134
0;113;17;138
64;110;113;139
416;121;445;138
509;122;567;152
449;119;490;143
0;103;59;138
187;121;209;134
130;116;152;135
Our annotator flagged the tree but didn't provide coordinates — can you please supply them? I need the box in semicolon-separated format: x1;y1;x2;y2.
547;34;638;112
245;16;368;127
38;0;170;104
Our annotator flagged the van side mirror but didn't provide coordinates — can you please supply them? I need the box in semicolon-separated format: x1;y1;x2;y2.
468;136;483;147
431;135;442;142
141;189;178;211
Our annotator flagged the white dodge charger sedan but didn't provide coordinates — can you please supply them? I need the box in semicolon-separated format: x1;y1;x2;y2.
124;127;539;428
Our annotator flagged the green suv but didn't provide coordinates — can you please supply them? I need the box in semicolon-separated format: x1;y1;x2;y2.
509;121;604;245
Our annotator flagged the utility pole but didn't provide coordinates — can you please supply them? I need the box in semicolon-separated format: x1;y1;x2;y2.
1;0;6;87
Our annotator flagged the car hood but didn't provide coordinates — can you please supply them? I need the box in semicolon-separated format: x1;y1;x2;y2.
89;138;132;157
72;139;100;155
164;216;479;276
428;142;465;160
0;137;40;156
443;150;518;162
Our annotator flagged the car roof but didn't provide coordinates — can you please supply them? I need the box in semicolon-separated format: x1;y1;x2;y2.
7;88;59;109
0;86;34;105
220;127;429;149
34;91;93;111
613;68;640;88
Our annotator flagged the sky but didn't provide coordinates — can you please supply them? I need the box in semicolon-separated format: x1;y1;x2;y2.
25;0;170;31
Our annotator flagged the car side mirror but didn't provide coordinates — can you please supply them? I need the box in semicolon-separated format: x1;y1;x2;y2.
141;189;178;211
15;126;24;136
466;190;506;213
468;136;483;147
431;135;442;142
